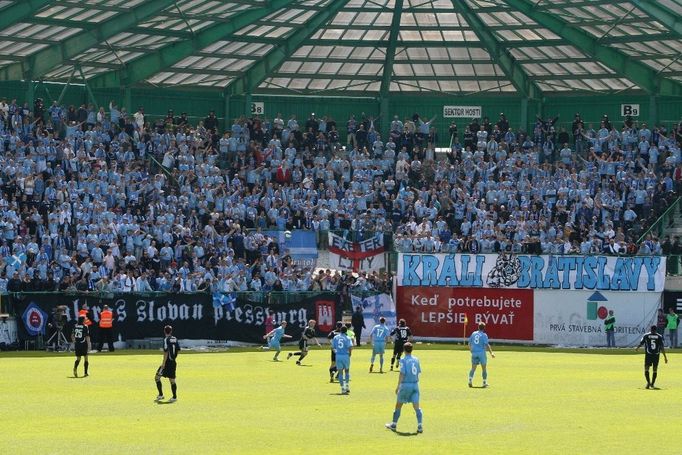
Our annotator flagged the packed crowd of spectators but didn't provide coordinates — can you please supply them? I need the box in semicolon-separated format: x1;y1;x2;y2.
0;94;681;294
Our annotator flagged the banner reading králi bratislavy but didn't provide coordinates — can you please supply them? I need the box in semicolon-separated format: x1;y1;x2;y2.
397;253;665;291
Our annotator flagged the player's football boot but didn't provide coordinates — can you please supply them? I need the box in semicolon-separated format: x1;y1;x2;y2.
168;398;177;403
385;423;397;431
417;425;423;434
155;395;165;402
369;364;373;373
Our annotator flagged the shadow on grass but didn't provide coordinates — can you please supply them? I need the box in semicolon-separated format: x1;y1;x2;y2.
156;401;176;405
396;431;420;437
68;376;86;379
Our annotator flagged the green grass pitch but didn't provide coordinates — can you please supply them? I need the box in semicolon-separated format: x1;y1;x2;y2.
0;346;679;454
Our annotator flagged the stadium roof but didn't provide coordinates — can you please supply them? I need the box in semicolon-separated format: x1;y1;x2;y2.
0;0;681;98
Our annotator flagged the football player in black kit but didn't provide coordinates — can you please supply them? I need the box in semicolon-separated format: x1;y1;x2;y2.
390;319;412;371
72;316;91;377
327;321;343;382
287;319;321;365
636;325;668;389
155;325;180;402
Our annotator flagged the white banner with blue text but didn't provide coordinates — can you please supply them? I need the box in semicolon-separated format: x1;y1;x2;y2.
397;253;666;292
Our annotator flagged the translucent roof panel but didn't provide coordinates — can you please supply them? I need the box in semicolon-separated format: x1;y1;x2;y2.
0;0;678;96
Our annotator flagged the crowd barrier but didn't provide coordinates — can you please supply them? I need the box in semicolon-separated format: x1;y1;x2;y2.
2;285;677;349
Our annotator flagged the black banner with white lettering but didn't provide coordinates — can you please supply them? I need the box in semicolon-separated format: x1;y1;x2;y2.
8;292;341;343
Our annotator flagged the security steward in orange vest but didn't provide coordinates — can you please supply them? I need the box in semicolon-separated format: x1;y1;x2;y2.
78;304;92;328
97;305;115;352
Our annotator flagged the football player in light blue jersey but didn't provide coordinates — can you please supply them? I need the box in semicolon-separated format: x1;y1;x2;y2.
468;322;495;388
385;342;423;434
332;326;353;394
369;317;389;373
262;321;292;361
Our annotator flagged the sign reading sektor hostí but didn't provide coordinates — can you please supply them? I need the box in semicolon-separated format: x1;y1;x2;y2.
397;253;665;292
442;105;482;118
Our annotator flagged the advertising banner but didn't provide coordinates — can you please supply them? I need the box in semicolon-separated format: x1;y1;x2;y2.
329;232;385;272
351;293;397;341
397;253;665;292
533;290;661;347
395;286;534;341
9;292;340;344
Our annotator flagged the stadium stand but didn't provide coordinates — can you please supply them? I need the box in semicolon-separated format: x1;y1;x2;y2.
0;96;680;295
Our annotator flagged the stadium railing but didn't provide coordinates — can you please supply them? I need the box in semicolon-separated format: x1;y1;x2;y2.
637;196;682;244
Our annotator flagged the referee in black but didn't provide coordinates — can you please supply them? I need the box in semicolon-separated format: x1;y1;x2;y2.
636;325;668;389
155;325;180;402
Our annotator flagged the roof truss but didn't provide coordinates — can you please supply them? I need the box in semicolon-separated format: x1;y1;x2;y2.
88;0;299;89
504;0;682;96
0;0;175;81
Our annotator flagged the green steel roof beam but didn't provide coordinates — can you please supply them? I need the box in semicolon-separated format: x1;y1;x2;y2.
452;0;540;99
630;0;682;37
227;0;352;96
535;0;621;10
0;0;176;81
28;17;100;30
305;38;566;48
0;0;52;30
88;0;298;89
268;74;512;82
379;0;403;96
504;0;682;96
